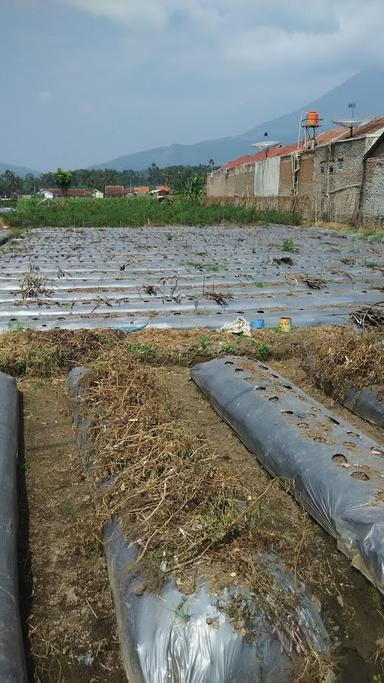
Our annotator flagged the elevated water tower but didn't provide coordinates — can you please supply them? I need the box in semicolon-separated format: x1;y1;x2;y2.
302;111;322;148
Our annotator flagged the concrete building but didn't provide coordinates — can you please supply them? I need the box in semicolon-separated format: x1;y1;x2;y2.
207;116;384;225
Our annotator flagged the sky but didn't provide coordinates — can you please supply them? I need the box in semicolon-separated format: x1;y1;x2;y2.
2;0;384;170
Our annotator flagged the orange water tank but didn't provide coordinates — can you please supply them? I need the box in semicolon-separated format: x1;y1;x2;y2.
305;111;319;127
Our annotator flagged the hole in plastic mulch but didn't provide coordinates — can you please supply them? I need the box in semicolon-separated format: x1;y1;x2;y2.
282;410;294;415
283;384;292;390
269;396;279;402
332;454;348;465
255;386;266;391
313;436;328;444
347;431;361;438
224;361;234;365
371;447;384;457
344;442;357;449
328;416;340;425
297;422;309;428
235;368;244;373
351;471;370;481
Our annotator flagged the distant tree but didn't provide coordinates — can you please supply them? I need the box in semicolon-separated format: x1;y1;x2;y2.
22;173;38;194
208;158;215;167
0;170;22;197
54;168;72;196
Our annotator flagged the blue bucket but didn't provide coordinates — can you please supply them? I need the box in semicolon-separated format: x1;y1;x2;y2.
250;319;265;330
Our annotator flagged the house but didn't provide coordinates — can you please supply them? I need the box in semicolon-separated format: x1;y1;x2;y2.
104;185;126;197
42;188;91;198
309;117;384;222
150;185;171;199
134;186;150;195
155;184;171;194
92;189;104;199
207;115;384;224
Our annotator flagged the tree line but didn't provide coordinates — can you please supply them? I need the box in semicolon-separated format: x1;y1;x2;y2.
0;162;217;197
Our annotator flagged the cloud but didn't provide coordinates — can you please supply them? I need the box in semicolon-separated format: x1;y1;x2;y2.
65;0;169;30
60;0;384;72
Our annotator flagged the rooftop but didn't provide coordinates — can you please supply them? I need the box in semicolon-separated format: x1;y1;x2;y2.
219;116;384;171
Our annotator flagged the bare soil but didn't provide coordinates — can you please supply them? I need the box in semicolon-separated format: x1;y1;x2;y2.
160;365;384;683
19;377;125;682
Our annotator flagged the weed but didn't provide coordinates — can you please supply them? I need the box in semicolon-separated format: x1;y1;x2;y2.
282;239;296;253
185;260;221;273
22;458;32;473
253;281;264;288
257;343;271;361
126;342;153;361
166;233;173;241
198;335;211;349
7;320;27;332
373;636;384;672
252;248;256;254
269;326;282;334
223;343;237;354
30;346;60;376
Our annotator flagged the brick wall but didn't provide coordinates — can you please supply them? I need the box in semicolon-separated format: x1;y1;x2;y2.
361;156;384;223
279;156;292;196
312;137;377;222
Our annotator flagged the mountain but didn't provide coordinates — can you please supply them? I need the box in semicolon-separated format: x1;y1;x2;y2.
0;163;40;177
93;68;384;170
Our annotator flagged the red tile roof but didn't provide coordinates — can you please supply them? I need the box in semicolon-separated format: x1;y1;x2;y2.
105;185;125;196
219;117;384;171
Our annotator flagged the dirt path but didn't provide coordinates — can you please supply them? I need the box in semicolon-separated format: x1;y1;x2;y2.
19;377;125;682
160;366;384;682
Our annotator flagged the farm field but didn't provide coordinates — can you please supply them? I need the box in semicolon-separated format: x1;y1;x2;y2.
9;328;384;682
0;224;383;332
0;224;383;682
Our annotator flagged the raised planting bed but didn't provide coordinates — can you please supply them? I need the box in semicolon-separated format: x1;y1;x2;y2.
0;372;27;681
67;364;332;682
191;357;384;593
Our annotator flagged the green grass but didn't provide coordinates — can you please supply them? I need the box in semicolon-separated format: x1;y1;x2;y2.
223;342;237;354
126;342;153;361
257;343;270;360
6;197;300;228
184;260;222;272
198;335;211;349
